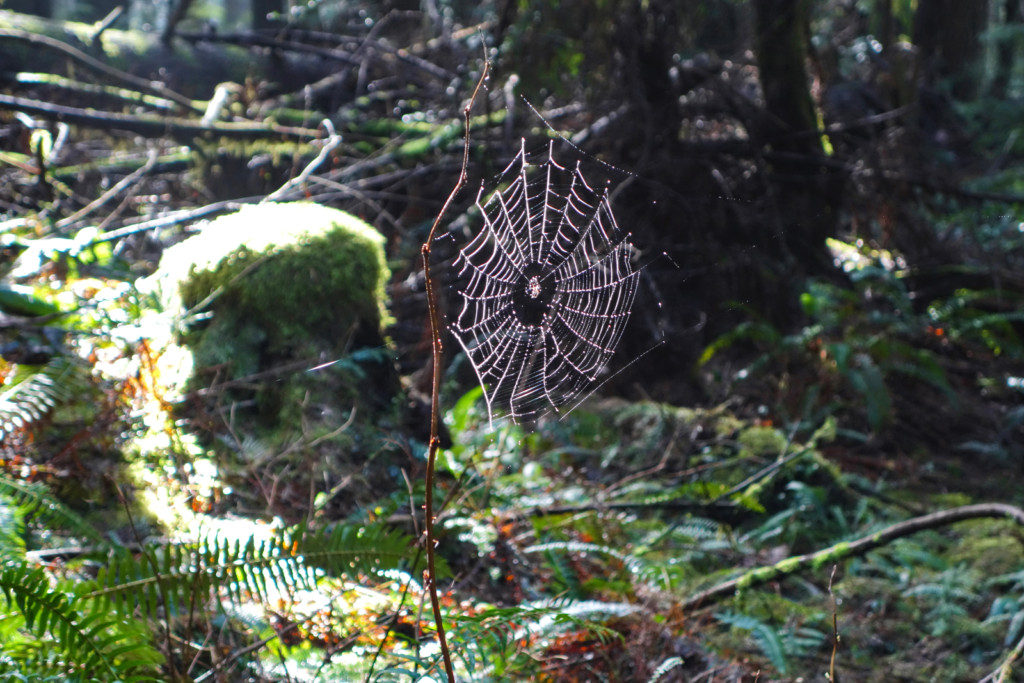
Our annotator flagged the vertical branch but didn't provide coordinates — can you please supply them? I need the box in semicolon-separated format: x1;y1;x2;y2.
420;60;488;683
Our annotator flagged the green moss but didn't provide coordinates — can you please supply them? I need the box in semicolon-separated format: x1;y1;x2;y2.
194;138;316;167
151;201;396;430
948;521;1024;575
812;541;852;570
143;202;401;518
736;565;779;592
157;202;390;361
737;425;787;456
713;413;744;438
774;556;802;574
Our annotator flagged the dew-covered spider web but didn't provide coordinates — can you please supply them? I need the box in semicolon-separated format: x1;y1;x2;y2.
451;140;639;424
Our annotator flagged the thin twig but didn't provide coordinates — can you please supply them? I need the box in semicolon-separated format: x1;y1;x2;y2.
193;621;301;682
90;5;123;47
265;120;343;201
94;198;254;242
419;59;489;683
827;564;840;682
115;485;181;679
986;633;1024;683
56;148;158;228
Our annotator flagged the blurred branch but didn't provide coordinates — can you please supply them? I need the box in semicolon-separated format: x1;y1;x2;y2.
89;5;123;47
265;120;343;201
0;94;318;142
15;72;179;112
0;27;200;113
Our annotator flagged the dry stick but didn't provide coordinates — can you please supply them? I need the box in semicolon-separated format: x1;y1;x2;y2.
90;5;123;47
981;630;1024;683
420;61;488;683
681;502;1024;612
56;148;158;228
827;564;840;683
264;120;343;202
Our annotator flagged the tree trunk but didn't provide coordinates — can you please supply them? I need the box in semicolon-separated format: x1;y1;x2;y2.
991;0;1022;99
752;0;838;274
914;0;990;100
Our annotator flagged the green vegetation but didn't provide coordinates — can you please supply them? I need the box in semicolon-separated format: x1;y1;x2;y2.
1;0;1023;680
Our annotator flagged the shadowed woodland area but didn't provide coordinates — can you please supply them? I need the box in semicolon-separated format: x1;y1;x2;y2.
1;0;1024;680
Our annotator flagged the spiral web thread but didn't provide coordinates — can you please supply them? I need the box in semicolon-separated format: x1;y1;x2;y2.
451;140;639;424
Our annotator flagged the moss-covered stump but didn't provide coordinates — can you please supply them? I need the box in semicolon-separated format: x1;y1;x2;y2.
151;201;402;519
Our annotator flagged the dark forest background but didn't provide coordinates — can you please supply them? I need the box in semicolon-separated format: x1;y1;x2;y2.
1;0;1023;680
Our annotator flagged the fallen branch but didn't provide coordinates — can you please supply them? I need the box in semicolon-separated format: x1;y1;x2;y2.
177;29;453;81
682;502;1024;611
0;26;200;112
93;199;254;243
52;150;191;180
15;72;180;112
504;499;747;526
0;94;318;142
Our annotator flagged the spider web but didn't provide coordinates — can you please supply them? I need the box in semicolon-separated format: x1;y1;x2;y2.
451;141;639;424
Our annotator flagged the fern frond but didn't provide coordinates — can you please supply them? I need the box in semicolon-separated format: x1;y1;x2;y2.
647;656;685;682
525;540;644;574
457;598;636;652
86;522;417;622
0;561;163;681
0;495;26;558
715;610;789;675
0;357;84;439
0;476;107;546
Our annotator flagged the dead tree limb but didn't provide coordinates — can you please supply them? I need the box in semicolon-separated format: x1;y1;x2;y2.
0;94;318;142
15;72;179;112
682;502;1024;611
0;27;201;113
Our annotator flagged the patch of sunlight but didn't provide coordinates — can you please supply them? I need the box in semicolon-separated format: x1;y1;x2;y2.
826;237;906;273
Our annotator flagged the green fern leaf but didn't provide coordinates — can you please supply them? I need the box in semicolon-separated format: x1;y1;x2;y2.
0;560;163;680
0;358;84;439
716;610;790;675
0;476;107;547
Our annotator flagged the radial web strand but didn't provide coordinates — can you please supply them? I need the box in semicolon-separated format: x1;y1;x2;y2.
451;141;639;424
